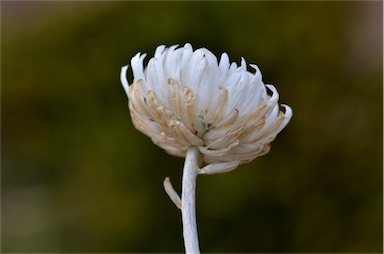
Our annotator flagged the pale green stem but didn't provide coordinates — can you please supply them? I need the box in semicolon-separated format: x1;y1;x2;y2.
181;146;201;254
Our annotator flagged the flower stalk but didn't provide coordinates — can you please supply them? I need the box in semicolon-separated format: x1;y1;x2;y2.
164;147;242;253
181;146;200;254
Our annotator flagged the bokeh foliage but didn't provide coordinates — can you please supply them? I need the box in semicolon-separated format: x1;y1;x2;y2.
1;1;382;253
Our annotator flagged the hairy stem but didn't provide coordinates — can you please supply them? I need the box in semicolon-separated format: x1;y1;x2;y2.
181;146;201;254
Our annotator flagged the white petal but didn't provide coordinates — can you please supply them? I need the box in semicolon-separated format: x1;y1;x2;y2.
164;44;179;77
131;53;147;82
240;57;247;71
154;45;166;58
263;104;280;131
219;53;230;75
250;64;262;85
120;65;130;98
278;104;293;131
180;44;194;84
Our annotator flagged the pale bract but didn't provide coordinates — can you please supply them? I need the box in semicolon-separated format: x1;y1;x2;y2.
121;43;292;170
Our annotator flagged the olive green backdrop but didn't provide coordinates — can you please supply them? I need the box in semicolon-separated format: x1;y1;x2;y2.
1;1;382;253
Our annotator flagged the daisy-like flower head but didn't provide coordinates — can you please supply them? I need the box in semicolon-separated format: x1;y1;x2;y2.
121;43;292;167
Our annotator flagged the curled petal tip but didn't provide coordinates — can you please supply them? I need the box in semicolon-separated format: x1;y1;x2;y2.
120;65;130;97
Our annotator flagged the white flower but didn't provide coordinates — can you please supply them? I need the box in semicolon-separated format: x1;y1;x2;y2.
121;43;292;170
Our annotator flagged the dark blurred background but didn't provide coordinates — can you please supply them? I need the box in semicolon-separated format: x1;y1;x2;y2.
1;1;382;253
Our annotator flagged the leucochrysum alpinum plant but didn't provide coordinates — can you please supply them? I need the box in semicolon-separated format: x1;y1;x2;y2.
121;43;292;253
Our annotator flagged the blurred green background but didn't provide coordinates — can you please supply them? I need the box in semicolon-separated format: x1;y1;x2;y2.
1;1;382;253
